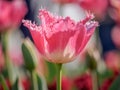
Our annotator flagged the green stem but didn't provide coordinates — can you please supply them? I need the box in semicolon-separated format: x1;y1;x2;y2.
95;28;100;50
30;71;38;90
0;75;9;90
56;64;62;90
92;71;99;90
2;32;13;84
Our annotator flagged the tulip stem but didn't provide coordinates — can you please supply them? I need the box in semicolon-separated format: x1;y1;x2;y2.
2;32;14;84
92;71;99;90
31;71;38;90
56;64;62;90
0;75;9;90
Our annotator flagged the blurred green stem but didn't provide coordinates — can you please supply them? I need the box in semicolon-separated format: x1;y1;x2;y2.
56;64;62;90
2;32;13;84
30;71;38;90
0;75;9;90
92;71;99;90
95;28;100;49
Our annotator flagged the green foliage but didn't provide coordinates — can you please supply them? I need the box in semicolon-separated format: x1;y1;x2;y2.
22;39;37;72
12;78;18;90
37;74;42;90
109;75;120;90
0;75;9;90
98;70;113;84
45;61;57;83
86;53;97;71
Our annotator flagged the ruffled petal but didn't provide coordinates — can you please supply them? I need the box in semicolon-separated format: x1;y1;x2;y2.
22;20;45;54
79;21;98;52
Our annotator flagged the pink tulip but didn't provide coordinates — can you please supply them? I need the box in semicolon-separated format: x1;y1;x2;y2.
104;50;120;72
74;73;92;90
48;76;72;90
22;9;98;63
109;0;120;23
111;25;120;48
78;0;108;19
0;0;27;32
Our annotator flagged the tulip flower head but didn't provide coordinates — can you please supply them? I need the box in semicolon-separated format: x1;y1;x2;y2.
109;0;120;23
22;9;98;63
0;0;27;32
111;25;120;48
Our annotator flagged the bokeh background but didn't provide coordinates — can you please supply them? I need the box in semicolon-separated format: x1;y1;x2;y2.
1;0;120;90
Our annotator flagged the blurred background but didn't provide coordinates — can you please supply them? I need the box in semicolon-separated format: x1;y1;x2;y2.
1;0;120;90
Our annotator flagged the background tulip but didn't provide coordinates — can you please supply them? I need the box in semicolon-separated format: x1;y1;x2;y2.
0;0;27;32
78;0;108;19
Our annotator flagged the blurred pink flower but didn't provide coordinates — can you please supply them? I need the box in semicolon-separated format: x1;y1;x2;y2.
111;25;120;48
48;77;72;90
73;73;92;90
109;0;120;23
52;0;75;4
21;77;31;90
23;9;98;63
104;50;120;72
78;0;108;19
0;0;27;32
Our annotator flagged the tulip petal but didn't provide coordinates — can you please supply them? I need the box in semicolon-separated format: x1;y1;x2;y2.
22;20;45;54
79;21;98;52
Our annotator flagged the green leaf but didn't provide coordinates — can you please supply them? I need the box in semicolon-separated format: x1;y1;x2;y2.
1;32;9;53
0;75;9;90
45;61;57;83
37;75;42;90
12;78;18;90
109;75;120;90
31;72;47;90
22;38;38;71
98;70;113;84
86;52;97;71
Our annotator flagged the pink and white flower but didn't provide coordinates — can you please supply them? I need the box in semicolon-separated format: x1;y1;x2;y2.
23;9;98;63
